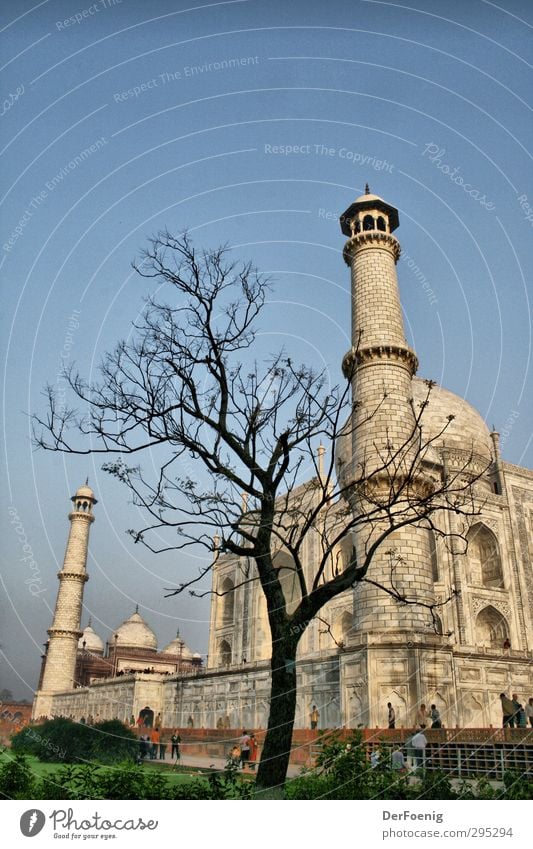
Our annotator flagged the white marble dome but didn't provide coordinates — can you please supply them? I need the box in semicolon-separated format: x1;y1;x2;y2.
73;483;95;499
78;623;104;654
412;377;493;461
335;378;493;474
162;632;194;660
112;611;158;651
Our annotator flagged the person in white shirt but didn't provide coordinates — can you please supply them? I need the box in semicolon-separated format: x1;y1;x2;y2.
410;730;428;768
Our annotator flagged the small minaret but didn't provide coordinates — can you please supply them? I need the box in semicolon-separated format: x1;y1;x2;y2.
33;483;96;718
339;188;435;634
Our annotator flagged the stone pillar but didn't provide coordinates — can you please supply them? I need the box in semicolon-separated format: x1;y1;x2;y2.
33;484;96;718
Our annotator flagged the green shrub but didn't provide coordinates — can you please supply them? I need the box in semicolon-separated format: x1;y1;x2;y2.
12;718;137;765
0;753;36;799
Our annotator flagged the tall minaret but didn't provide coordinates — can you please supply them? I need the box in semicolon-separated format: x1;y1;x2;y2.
339;187;435;633
33;483;96;718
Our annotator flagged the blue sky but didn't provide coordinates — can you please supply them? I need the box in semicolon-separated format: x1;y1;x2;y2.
1;0;531;699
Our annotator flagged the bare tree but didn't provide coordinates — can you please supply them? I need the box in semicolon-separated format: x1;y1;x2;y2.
33;233;486;792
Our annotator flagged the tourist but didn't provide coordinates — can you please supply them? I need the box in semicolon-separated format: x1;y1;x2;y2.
171;729;181;759
415;703;428;729
430;704;442;728
150;727;160;759
503;638;511;650
387;702;395;729
370;749;380;769
526;698;533;728
500;693;515;727
248;733;258;771
511;694;527;728
410;730;428;768
239;729;251;768
187;715;194;728
139;734;149;759
310;704;319;730
391;746;406;771
159;735;167;760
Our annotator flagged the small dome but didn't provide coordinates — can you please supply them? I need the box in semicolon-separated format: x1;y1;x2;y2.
74;483;95;499
112;610;158;651
78;624;104;654
354;192;384;204
162;632;194;660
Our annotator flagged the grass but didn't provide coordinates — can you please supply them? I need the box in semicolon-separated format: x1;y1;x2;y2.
0;750;203;786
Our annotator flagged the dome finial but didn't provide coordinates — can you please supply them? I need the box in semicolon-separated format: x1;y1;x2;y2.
365;183;370;195
88;616;92;627
85;476;89;486
135;603;139;614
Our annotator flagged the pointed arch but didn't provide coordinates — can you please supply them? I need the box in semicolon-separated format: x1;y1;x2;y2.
332;609;353;646
467;524;504;588
218;639;232;667
273;550;301;614
219;576;235;625
475;605;509;648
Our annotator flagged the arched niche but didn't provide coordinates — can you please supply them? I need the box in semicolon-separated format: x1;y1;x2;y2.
332;609;353;646
475;605;509;648
219;639;232;666
219;576;235;626
273;550;301;614
467;524;504;588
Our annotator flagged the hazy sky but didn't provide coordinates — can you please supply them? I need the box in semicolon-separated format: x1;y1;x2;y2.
1;0;531;699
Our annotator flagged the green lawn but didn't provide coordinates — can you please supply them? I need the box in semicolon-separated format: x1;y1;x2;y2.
0;750;203;786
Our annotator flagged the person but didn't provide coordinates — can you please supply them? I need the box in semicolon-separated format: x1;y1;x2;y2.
171;729;181;760
158;735;167;760
500;693;515;727
526;698;533;728
248;733;258;771
416;703;427;729
370;749;380;769
430;704;442;729
187;715;194;728
387;702;395;729
391;746;406;771
511;693;525;727
239;729;251;768
503;638;511;650
511;693;521;726
410;730;427;768
139;734;149;760
150;727;160;759
310;705;319;730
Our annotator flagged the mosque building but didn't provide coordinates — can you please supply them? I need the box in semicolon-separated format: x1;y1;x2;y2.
32;188;533;730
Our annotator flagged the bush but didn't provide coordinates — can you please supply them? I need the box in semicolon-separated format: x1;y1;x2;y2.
0;753;36;799
35;760;250;801
12;718;137;765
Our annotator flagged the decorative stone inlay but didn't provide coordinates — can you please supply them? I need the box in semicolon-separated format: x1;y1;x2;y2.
342;344;418;378
343;231;401;264
57;571;89;582
47;628;83;639
469;595;511;620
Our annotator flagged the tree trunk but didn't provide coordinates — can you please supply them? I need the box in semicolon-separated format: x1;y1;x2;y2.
255;631;298;795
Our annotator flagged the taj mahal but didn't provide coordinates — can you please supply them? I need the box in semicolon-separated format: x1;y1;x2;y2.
33;188;533;731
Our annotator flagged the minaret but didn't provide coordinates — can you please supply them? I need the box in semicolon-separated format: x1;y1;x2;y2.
33;483;96;718
339;187;435;633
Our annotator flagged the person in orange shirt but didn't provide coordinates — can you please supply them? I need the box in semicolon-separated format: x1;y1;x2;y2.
248;733;258;771
150;727;160;759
